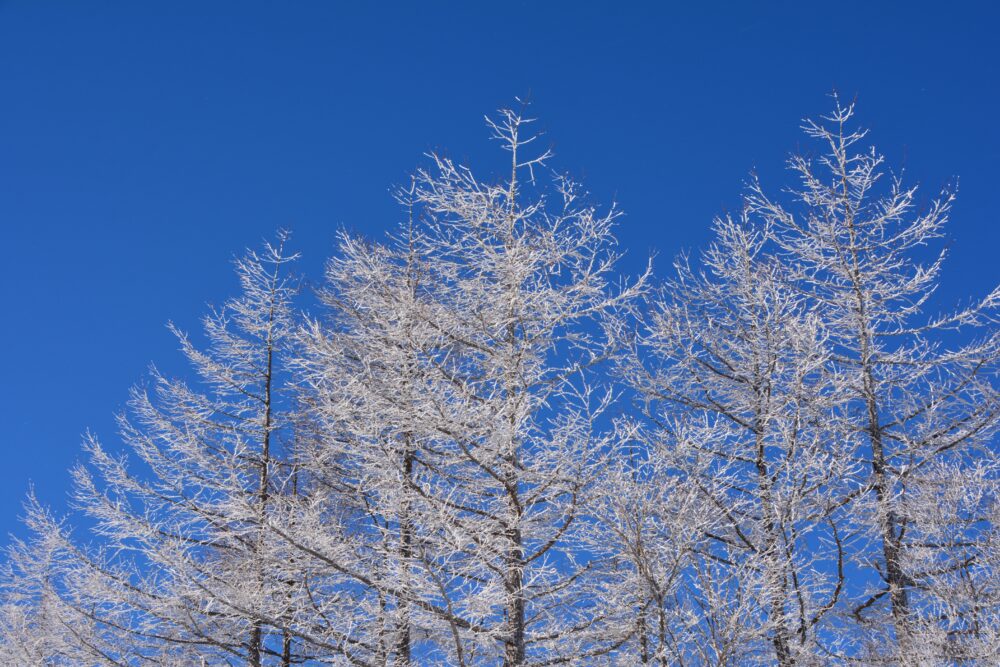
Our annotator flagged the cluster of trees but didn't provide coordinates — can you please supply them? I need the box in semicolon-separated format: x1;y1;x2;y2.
1;102;998;666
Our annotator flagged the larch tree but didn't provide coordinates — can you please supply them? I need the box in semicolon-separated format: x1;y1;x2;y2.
0;495;144;666
748;99;1000;662
65;236;302;665
278;222;455;664
392;107;647;664
276;107;648;665
582;420;712;665
621;214;854;665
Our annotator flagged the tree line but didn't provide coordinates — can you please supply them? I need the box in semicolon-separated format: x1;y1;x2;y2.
2;101;998;666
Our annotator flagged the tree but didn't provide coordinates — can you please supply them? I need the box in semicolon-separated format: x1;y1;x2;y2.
280;222;453;664
620;214;853;665
748;99;1000;662
399;106;648;664
583;423;713;665
66;236;301;665
0;495;142;666
282;105;648;665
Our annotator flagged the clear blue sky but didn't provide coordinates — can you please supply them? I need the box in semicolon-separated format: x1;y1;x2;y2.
1;1;998;537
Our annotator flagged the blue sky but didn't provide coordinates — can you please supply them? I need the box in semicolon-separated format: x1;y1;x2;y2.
1;1;998;537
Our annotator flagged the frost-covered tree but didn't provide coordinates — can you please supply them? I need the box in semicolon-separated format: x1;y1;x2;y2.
63;236;302;665
583;427;711;665
748;100;1000;662
0;496;141;666
397;108;647;664
278;220;454;664
620;214;853;665
283;106;647;665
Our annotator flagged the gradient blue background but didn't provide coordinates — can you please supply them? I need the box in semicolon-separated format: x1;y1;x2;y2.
2;1;998;538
